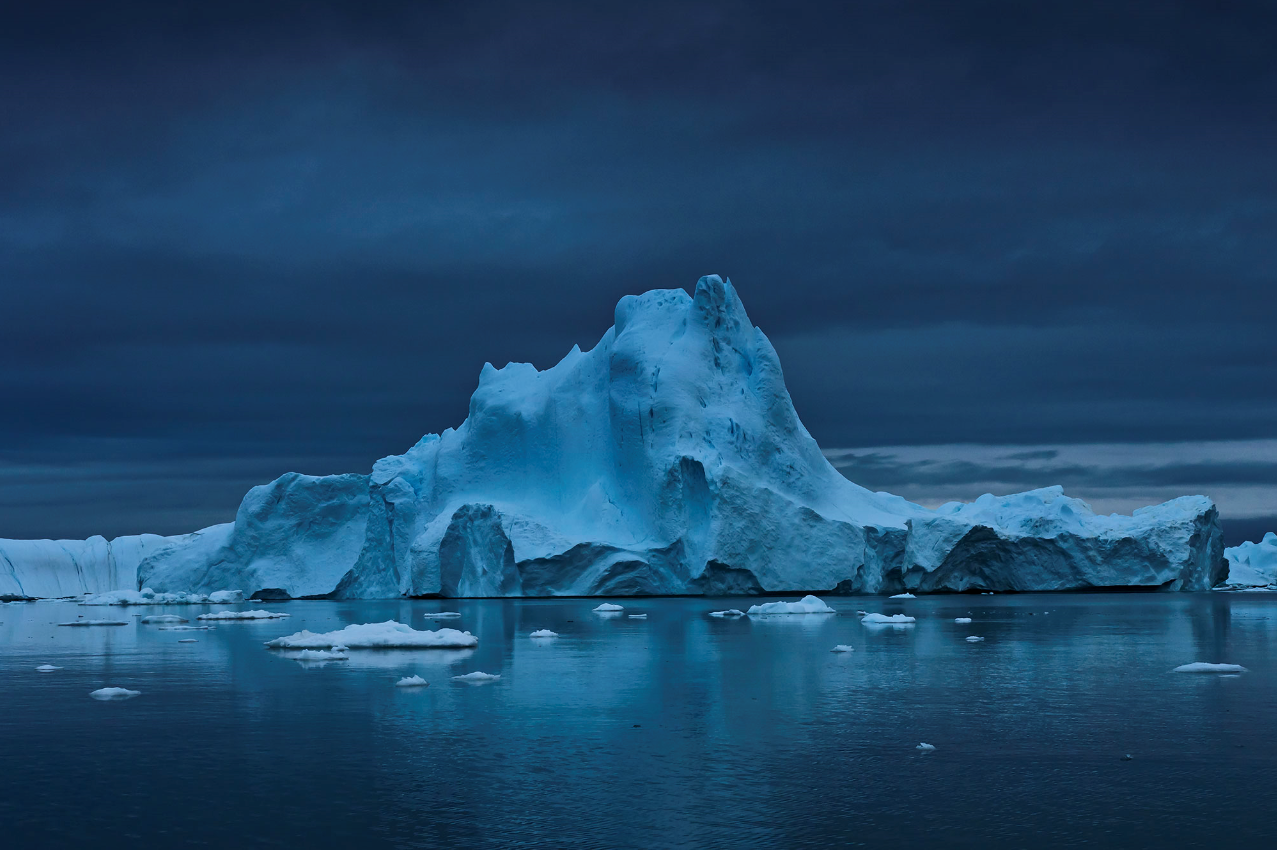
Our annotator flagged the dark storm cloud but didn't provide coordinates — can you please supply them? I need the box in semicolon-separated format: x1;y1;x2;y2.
1;1;1275;538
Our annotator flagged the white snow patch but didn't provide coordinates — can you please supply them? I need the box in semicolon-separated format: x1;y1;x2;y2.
1173;662;1247;673
197;610;290;620
747;595;835;615
396;675;429;687
35;664;62;672
860;613;915;624
593;603;624;612
265;620;478;650
529;629;559;638
90;687;140;700
831;645;854;653
452;671;501;683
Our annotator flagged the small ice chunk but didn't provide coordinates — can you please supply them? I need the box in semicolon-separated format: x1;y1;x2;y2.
954;617;972;623
423;612;461;619
747;595;835;615
709;609;745;618
917;742;936;752
90;687;140;700
58;619;128;627
830;645;854;653
294;649;348;661
860;613;915;624
529;629;559;638
197;610;290;620
966;636;985;642
628;614;647;619
890;593;916;599
593;603;624;612
1220;674;1242;678
140;614;188;624
159;625;213;631
396;675;429;687
35;664;62;672
1172;662;1247;673
451;671;501;683
266;620;477;650
178;639;198;643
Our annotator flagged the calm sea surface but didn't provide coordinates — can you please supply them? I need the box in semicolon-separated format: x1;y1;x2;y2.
2;593;1275;849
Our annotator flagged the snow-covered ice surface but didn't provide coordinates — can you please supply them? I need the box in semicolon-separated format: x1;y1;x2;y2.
747;595;835;615
452;671;501;683
954;617;972;623
1173;662;1247;673
709;609;745;618
831;645;854;652
197;610;290;620
529;629;558;638
89;687;140;700
265;621;478;650
58;619;128;627
593;603;624;612
396;675;429;687
0;278;1226;599
860;613;915;624
1221;533;1277;589
35;665;62;672
890;593;916;599
139;614;188;623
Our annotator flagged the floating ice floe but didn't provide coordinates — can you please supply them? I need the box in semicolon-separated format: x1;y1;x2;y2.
889;593;916;599
81;588;243;606
747;595;835;615
917;742;936;752
90;687;140;700
831;645;854;653
159;625;213;631
35;664;62;672
293;649;348;661
396;675;429;687
966;636;985;642
628;614;647;619
178;639;198;643
452;671;501;683
139;614;188;624
266;620;478;650
423;612;461;619
197;609;290;621
1172;662;1247;673
709;609;745;618
529;629;559;638
593;603;624;612
860;613;915;624
58;619;128;627
954;617;972;623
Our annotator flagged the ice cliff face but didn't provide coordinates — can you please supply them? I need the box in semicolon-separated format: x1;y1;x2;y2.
1221;533;1277;589
11;276;1228;598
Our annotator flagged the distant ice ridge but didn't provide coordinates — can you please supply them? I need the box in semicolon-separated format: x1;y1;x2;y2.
4;276;1226;598
747;595;835;615
81;588;243;606
265;621;478;650
1221;533;1277;589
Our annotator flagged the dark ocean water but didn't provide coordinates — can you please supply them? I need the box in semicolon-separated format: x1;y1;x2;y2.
2;592;1275;849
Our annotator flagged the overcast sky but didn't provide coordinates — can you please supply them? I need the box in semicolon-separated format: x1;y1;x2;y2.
2;1;1275;542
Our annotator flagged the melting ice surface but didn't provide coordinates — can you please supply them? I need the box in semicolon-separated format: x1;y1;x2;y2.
4;593;1277;848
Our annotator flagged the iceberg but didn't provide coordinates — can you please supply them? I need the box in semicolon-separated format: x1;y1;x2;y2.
451;671;501;683
139;615;189;624
830;645;854;652
196;610;290;621
747;595;835;615
709;609;745;618
529;629;559;638
177;638;198;643
264;620;477;650
1172;662;1247;673
889;593;916;599
2;277;1227;598
1221;533;1277;589
917;743;936;752
58;619;128;627
81;588;244;606
966;636;985;642
423;612;462;619
292;649;348;661
396;675;429;687
35;665;62;672
90;687;140;700
860;613;915;624
593;604;624;612
159;625;213;631
954;617;972;623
